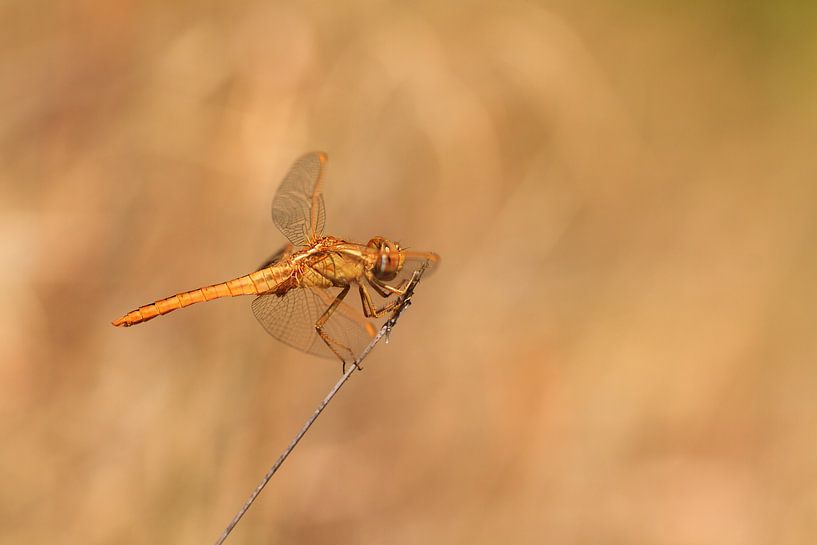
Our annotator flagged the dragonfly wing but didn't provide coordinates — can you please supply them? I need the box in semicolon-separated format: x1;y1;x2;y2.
251;286;376;360
256;243;294;271
376;249;440;292
400;250;440;279
271;152;327;247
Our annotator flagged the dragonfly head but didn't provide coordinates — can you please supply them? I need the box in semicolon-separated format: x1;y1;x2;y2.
367;236;405;281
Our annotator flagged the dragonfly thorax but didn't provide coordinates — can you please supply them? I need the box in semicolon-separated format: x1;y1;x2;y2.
294;237;366;289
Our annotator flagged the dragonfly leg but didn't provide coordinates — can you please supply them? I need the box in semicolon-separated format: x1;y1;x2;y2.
315;285;358;372
358;283;402;318
363;272;408;298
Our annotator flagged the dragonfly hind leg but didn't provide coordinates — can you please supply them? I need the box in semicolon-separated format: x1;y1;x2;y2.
315;285;359;372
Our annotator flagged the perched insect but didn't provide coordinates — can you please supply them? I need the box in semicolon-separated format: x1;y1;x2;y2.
112;152;439;368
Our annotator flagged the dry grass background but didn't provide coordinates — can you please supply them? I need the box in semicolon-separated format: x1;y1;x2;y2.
2;1;817;543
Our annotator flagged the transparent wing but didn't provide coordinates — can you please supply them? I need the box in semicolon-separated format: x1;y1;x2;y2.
251;286;376;360
256;243;294;271
402;250;440;277
390;249;441;290
271;152;327;247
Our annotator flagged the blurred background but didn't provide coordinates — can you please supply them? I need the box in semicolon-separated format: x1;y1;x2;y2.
2;1;816;543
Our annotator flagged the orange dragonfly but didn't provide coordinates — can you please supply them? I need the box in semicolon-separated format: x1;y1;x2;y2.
112;152;439;368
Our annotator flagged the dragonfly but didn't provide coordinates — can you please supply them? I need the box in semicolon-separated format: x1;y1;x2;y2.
112;152;439;368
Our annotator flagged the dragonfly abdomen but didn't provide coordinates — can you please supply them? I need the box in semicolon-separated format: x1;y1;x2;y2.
112;264;293;327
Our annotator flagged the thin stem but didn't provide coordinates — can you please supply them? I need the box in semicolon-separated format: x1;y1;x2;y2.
213;266;427;545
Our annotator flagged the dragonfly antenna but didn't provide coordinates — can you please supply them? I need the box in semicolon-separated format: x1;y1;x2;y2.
213;264;430;545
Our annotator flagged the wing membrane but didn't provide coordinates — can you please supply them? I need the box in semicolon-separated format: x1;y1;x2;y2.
256;243;294;271
251;286;375;360
402;250;440;276
389;250;441;290
271;152;327;247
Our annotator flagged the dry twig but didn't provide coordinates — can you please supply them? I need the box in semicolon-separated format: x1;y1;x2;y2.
213;265;429;545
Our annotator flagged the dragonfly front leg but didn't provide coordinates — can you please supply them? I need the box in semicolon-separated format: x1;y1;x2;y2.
315;285;358;372
358;282;402;318
364;271;409;298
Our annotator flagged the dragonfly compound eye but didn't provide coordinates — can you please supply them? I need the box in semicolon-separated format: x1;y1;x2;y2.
371;238;402;281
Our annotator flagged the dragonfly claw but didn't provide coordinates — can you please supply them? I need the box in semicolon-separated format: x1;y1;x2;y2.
341;359;363;373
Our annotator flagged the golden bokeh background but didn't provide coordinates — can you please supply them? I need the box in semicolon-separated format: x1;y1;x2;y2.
2;1;816;543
